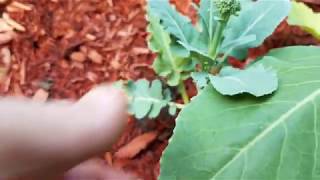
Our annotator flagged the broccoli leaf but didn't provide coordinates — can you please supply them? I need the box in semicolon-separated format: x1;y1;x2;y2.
209;64;278;97
192;63;278;97
288;1;320;40
221;0;291;60
191;72;209;90
125;79;176;119
168;104;178;116
240;0;255;10
198;0;218;44
147;13;194;86
149;0;208;60
149;0;202;48
160;46;320;180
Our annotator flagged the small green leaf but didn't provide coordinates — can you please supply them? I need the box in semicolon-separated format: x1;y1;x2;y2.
126;79;173;119
112;80;125;89
147;12;193;86
221;0;291;60
149;0;208;59
209;64;278;97
191;72;209;90
149;0;202;49
198;0;218;44
169;105;177;116
288;1;320;40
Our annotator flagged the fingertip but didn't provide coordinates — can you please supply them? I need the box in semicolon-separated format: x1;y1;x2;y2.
79;84;128;107
64;159;136;180
66;85;128;159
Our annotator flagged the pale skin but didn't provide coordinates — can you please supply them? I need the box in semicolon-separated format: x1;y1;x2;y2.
0;85;133;180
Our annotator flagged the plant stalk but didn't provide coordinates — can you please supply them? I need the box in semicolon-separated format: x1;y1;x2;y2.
178;81;190;104
209;21;226;59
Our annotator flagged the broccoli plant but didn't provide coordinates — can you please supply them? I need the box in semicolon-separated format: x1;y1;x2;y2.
149;0;291;96
119;0;320;179
121;0;290;119
118;79;184;119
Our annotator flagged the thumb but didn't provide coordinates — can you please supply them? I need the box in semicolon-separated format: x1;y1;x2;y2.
0;85;128;179
70;85;128;157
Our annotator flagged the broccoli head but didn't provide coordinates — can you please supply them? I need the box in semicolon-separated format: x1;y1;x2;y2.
214;0;241;21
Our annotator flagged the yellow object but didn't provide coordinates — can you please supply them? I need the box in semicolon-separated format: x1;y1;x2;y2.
288;1;320;40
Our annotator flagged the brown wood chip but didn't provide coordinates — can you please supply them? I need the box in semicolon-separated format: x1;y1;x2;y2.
114;131;158;159
70;51;86;62
2;13;26;32
0;31;13;45
0;19;13;32
10;2;33;11
88;49;103;64
104;152;113;166
1;47;11;67
0;0;8;4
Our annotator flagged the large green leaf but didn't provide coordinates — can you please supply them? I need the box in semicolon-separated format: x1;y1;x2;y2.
209;64;278;97
147;13;193;86
160;46;320;180
221;0;291;60
240;0;255;10
288;1;320;40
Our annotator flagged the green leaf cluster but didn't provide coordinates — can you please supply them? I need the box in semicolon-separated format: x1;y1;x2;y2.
160;46;320;180
148;0;291;97
149;0;290;61
147;14;194;87
120;79;179;119
288;1;320;40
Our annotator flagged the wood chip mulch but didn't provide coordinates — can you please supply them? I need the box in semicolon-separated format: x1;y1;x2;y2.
0;0;155;99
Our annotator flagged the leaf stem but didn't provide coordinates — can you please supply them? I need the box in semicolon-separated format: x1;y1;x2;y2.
169;102;185;109
178;81;190;104
209;21;226;59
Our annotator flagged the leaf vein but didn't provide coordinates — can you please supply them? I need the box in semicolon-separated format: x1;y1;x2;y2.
312;100;319;177
238;5;274;40
276;123;288;180
165;9;188;43
210;89;320;180
281;66;320;73
216;101;296;116
283;80;320;87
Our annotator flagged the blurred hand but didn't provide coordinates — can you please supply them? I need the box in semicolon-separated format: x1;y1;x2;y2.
0;85;132;180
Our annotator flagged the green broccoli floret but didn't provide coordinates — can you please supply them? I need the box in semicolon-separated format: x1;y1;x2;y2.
214;0;241;21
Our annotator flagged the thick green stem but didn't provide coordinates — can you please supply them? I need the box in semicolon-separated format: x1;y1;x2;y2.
208;21;226;59
178;81;190;104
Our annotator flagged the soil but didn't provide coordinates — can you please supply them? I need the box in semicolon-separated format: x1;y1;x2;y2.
0;0;319;180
